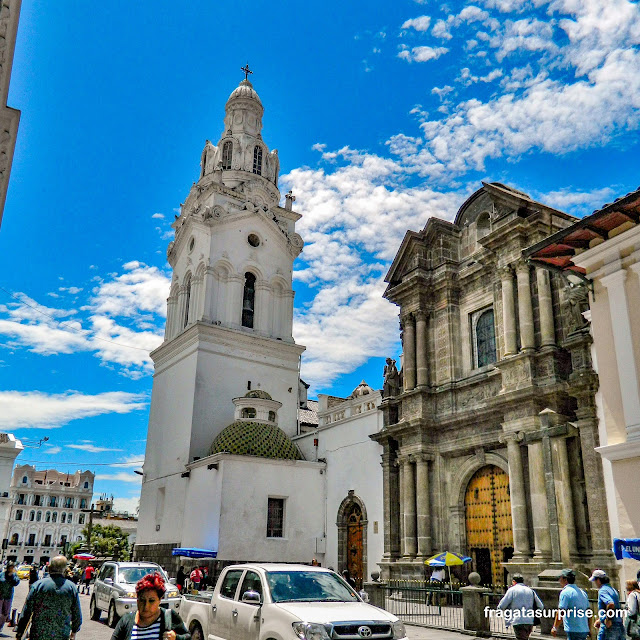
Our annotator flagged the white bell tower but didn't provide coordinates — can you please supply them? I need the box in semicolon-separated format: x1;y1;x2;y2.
138;68;305;545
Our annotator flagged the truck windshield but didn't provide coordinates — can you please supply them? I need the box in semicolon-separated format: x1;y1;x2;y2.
265;571;359;603
119;567;168;585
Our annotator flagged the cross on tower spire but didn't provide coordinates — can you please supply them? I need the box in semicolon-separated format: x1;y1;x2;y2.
241;63;253;81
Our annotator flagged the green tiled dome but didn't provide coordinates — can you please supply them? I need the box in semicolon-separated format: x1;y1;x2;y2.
244;390;273;400
208;421;302;460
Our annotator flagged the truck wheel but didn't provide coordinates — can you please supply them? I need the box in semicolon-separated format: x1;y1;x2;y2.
107;601;120;628
190;622;204;640
89;596;101;621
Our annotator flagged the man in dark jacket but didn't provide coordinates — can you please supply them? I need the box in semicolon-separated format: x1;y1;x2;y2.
16;555;82;640
0;561;20;631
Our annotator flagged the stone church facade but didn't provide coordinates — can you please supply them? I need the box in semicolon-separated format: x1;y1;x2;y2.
375;183;615;585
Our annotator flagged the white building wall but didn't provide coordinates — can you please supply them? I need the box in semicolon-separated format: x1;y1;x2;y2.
213;455;325;563
294;389;384;578
0;434;23;549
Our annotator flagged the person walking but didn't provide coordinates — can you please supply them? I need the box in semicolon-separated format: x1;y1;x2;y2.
342;569;357;589
176;565;186;592
625;580;640;639
189;566;202;591
497;574;544;640
0;562;20;632
551;569;592;640
28;565;39;586
590;569;625;640
82;563;95;594
15;555;82;640
111;572;190;640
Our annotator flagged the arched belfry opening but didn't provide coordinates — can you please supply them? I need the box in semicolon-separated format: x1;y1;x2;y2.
464;465;513;585
242;272;256;328
337;491;368;590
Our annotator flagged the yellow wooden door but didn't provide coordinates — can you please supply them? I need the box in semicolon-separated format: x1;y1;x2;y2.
346;503;363;589
464;465;514;585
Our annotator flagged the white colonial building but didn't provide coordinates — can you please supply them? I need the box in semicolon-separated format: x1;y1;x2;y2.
135;75;385;587
6;465;94;565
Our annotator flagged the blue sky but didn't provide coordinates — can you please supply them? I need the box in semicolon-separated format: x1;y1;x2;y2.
1;0;639;512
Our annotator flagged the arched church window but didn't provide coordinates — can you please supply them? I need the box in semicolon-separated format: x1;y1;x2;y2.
268;411;276;422
474;308;497;368
241;408;256;419
222;141;233;170
253;146;263;175
183;275;191;328
242;272;256;328
476;212;490;239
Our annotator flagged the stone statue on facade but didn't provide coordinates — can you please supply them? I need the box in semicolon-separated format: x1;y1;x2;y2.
565;282;589;332
383;358;400;398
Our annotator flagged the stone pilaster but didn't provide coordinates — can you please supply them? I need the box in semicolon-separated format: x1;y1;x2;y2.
398;459;405;557
254;280;271;332
536;268;556;347
403;456;417;557
415;455;431;557
165;295;178;340
500;432;531;561
527;441;552;560
402;315;416;391
553;434;578;561
415;311;429;387
381;450;400;559
500;266;517;356
201;266;216;322
177;283;189;330
227;273;244;325
516;260;535;352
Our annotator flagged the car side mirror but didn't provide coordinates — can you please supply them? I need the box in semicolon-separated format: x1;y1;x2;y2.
242;590;261;605
169;577;176;585
104;578;114;585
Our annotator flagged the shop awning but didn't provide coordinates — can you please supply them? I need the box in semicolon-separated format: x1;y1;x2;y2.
171;547;218;559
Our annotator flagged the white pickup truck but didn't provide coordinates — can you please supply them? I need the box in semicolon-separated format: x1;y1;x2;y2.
180;563;407;640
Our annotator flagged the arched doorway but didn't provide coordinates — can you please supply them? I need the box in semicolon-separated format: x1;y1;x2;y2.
464;465;513;585
337;491;367;590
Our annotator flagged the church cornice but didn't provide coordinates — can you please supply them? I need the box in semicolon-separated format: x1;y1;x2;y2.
151;321;305;371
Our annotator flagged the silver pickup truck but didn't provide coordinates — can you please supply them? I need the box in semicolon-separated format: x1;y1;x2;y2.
180;563;407;640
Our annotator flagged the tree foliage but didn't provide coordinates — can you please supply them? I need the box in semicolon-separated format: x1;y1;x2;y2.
82;524;130;559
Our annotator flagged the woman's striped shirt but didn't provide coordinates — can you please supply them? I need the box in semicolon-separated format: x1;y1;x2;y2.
131;619;162;639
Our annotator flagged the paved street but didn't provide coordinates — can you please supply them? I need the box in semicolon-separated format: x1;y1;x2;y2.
4;578;493;640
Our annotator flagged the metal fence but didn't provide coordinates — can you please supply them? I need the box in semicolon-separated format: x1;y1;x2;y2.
383;581;463;629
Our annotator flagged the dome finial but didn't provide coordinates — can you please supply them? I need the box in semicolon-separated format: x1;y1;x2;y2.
241;62;253;82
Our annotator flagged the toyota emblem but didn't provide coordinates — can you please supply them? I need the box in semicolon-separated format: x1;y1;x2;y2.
358;626;372;638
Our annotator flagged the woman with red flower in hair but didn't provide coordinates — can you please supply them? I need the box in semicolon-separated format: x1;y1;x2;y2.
111;572;190;640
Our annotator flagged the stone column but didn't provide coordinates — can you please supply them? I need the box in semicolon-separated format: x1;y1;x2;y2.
536;268;556;347
553;436;577;561
501;432;531;560
255;281;271;332
227;274;244;326
201;266;216;322
398;460;405;557
415;312;429;387
165;296;178;340
516;260;535;352
575;400;613;558
403;457;417;557
403;315;417;391
527;441;552;560
381;451;395;559
500;267;517;356
415;455;432;557
177;284;189;330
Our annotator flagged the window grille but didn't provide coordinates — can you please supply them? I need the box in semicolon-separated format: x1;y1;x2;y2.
267;497;284;538
253;146;263;175
222;141;233;170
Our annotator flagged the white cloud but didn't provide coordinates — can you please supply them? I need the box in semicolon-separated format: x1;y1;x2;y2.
67;443;123;453
151;213;165;219
112;455;145;469
111;496;140;514
0;390;147;429
536;186;616;213
43;445;62;455
398;45;449;62
95;472;142;484
401;16;431;31
59;287;83;295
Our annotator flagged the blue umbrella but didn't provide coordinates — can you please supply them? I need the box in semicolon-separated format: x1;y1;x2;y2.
424;551;472;587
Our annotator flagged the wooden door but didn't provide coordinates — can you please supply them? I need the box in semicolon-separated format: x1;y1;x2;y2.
464;465;513;586
346;503;363;589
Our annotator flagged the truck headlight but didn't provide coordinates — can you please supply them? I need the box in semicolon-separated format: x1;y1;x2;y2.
392;621;406;639
167;591;179;598
292;622;330;640
126;592;136;598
